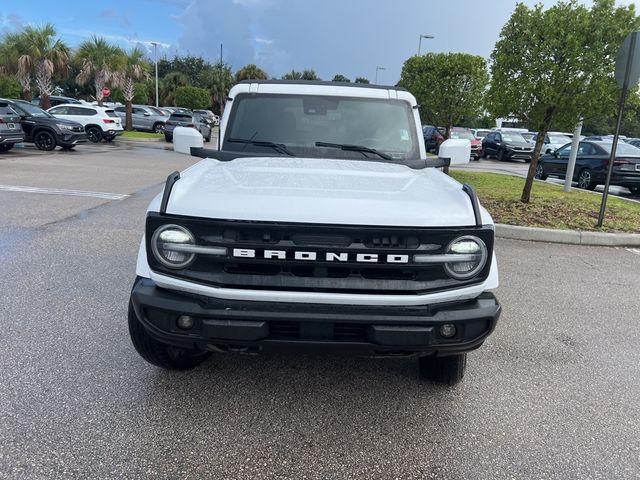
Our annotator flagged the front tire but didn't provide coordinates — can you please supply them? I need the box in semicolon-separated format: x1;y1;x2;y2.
34;131;56;151
419;354;467;386
86;126;103;143
497;148;505;162
128;301;211;370
164;134;172;143
535;162;548;180
577;168;596;190
153;122;165;134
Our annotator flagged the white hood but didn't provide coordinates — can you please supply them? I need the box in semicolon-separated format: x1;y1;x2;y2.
155;157;490;227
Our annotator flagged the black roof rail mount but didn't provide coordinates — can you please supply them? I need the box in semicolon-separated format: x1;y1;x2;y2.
159;171;180;214
462;184;482;227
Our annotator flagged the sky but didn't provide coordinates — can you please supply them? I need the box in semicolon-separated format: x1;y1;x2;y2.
1;0;638;83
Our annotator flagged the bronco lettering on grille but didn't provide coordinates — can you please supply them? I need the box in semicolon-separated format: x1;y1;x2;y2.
232;248;409;264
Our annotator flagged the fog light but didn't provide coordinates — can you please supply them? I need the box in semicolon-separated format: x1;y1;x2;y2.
440;323;457;338
177;315;195;330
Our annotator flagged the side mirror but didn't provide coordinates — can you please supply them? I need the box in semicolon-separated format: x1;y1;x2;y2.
438;139;471;166
553;151;558;158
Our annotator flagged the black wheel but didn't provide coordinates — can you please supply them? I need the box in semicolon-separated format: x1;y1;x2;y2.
628;186;640;196
153;122;165;134
577;168;596;190
0;143;14;152
481;148;488;159
497;148;505;161
34;131;56;151
86;126;103;143
535;162;548;180
164;134;172;143
418;354;467;385
128;301;211;370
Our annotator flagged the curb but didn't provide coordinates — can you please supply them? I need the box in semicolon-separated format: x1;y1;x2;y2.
495;224;640;247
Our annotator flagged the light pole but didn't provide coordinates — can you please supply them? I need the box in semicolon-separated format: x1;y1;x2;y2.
151;41;159;107
418;34;435;55
375;66;386;85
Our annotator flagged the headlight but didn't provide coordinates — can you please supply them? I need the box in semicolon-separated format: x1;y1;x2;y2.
151;224;196;269
443;236;488;280
56;123;73;130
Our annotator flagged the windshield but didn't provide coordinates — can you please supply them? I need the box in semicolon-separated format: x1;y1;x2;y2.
225;93;419;160
502;133;526;143
549;135;571;144
450;130;475;140
599;142;640;156
11;101;53;118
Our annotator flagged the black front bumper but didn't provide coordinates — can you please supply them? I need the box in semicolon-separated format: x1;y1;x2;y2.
130;277;501;357
58;132;88;146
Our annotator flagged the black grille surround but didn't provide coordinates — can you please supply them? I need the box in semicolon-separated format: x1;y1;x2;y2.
146;213;495;296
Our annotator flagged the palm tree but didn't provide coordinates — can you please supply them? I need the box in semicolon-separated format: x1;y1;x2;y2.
235;64;268;82
2;24;69;107
160;71;188;106
119;48;150;130
204;63;234;115
75;37;124;106
282;69;303;80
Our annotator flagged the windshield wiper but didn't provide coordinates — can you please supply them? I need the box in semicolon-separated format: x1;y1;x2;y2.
227;137;294;156
315;141;392;160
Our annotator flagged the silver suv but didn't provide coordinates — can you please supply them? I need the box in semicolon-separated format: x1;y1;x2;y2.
114;105;168;133
164;112;212;142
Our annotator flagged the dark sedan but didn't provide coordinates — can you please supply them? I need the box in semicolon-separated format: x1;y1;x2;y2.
535;141;640;195
481;131;534;162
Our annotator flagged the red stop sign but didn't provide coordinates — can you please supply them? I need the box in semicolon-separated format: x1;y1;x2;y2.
102;87;111;97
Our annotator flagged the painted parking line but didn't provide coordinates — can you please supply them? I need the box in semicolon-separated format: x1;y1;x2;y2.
0;185;129;200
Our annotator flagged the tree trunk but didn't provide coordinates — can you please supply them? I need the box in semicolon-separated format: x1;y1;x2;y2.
40;94;51;110
35;59;53;110
520;107;555;203
21;88;31;101
125;101;133;131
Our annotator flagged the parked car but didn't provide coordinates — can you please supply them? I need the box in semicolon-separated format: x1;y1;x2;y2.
471;128;491;140
422;125;444;153
164;111;212;142
31;95;81;108
482;130;534;162
531;133;572;154
47;104;123;143
450;127;482;160
0;100;25;152
113;105;168;133
535;140;640;195
163;107;191;115
194;109;220;126
2;98;86;151
627;138;640;148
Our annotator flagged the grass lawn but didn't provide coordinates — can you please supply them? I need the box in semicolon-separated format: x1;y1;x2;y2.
450;170;640;233
121;131;163;139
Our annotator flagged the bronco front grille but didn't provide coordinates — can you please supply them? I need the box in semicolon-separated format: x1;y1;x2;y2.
146;214;494;295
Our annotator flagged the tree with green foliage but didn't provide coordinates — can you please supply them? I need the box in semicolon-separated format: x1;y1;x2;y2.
332;74;350;83
118;48;150;130
488;0;640;203
2;24;69;108
174;86;210;109
203;62;235;115
75;36;124;106
354;77;370;84
157;55;211;88
160;71;188;106
282;69;303;80
399;52;488;138
301;69;320;80
235;64;268;82
0;75;22;98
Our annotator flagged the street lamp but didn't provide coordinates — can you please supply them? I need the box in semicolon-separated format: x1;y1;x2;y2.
375;66;386;85
418;34;435;55
151;41;159;107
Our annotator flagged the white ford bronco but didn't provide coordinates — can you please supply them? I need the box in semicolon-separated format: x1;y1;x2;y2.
128;81;501;385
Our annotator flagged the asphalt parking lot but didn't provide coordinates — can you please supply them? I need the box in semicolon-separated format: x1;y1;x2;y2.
1;143;639;479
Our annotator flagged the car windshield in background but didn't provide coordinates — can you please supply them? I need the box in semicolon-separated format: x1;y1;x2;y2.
225;94;419;160
11;101;53;118
149;107;166;116
598;142;640;156
549;135;571;144
502;133;527;143
450;130;475;140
